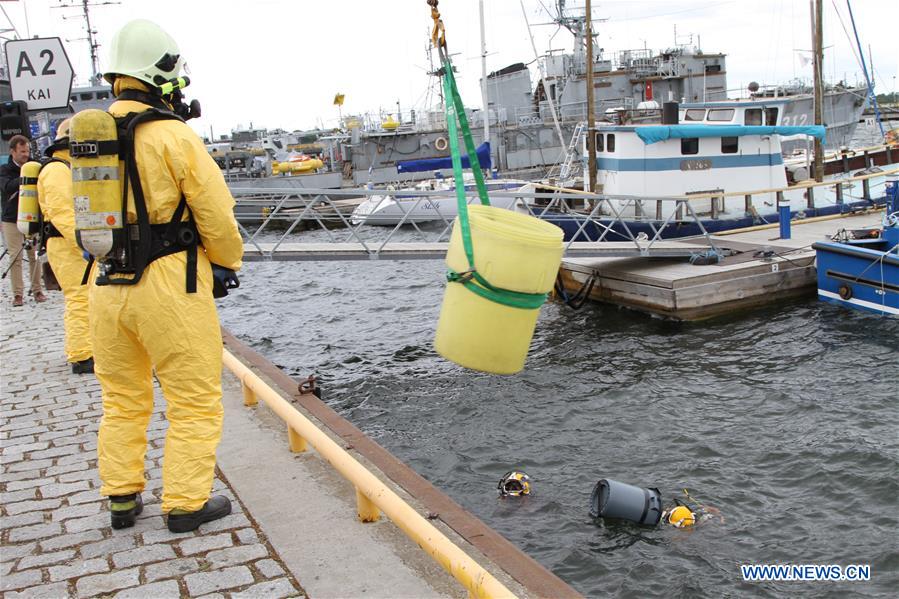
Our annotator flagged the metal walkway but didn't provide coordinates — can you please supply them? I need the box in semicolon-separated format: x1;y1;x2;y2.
241;240;712;262
232;185;724;262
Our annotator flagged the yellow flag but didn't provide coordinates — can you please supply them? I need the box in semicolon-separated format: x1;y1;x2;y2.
333;93;345;106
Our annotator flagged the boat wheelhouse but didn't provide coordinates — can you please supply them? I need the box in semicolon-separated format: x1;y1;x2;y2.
586;123;823;218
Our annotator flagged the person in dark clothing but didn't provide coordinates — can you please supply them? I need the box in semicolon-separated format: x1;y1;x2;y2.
1;135;45;306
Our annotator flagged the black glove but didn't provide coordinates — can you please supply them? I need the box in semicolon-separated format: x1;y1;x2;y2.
211;264;240;298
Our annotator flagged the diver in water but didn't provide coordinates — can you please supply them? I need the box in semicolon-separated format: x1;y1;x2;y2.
497;471;531;498
590;478;723;528
660;490;725;528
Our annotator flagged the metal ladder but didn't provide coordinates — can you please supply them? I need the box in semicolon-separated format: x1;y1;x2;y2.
552;121;586;182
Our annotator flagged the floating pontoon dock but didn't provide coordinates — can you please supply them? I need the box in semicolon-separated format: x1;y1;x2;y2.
557;210;885;320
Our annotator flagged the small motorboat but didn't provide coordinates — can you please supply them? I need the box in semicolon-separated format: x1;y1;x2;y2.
350;175;527;226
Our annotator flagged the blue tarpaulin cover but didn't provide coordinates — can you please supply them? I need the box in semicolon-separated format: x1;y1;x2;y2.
396;142;491;174
635;125;826;145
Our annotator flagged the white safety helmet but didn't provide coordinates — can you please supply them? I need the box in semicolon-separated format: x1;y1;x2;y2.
103;19;183;87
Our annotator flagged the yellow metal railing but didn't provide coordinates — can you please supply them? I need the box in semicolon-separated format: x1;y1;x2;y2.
222;349;517;599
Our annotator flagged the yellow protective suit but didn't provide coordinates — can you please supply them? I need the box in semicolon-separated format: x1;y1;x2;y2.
91;77;243;513
38;150;93;363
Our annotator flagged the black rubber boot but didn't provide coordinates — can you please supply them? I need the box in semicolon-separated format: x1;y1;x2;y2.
110;493;143;529
167;496;232;533
72;357;94;374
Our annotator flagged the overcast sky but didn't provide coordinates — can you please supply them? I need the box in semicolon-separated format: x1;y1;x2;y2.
5;0;897;139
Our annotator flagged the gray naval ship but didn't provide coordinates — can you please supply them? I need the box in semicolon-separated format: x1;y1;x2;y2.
328;1;866;187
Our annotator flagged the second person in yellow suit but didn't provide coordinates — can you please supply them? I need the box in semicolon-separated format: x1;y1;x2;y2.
86;19;243;532
38;118;94;374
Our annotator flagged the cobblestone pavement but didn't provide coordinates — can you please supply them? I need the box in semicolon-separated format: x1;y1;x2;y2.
1;286;306;598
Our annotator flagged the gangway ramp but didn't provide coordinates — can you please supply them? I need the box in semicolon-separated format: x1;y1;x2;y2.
241;240;716;262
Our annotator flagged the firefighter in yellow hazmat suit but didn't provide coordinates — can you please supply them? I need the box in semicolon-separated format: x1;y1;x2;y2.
37;118;94;374
88;19;243;532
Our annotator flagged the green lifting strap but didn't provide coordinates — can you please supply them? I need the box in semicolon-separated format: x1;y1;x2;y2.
440;56;548;311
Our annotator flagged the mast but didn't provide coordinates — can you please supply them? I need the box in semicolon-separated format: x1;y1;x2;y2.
585;0;597;192
520;1;565;150
479;0;490;153
56;0;119;86
82;0;100;84
811;0;824;182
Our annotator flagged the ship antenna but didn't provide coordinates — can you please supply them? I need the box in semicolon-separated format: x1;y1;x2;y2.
54;0;120;85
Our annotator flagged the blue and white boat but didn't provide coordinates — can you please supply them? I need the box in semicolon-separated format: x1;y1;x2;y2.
539;119;896;241
812;177;899;316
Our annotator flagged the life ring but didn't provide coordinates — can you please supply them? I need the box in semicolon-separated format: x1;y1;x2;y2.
434;136;448;151
838;285;853;300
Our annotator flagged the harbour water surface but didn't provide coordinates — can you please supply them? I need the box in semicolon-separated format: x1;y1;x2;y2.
219;249;898;597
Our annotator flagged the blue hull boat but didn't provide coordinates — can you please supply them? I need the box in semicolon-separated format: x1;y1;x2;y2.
812;180;899;316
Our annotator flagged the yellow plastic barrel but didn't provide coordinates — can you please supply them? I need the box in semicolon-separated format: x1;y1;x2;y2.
434;205;564;375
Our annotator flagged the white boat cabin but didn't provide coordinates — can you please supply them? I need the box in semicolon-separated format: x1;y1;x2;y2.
585;124;824;201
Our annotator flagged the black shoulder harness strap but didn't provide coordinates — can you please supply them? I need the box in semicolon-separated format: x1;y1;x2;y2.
99;107;198;293
43;140;70;159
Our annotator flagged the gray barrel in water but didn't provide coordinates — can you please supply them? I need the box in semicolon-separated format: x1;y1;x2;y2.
589;479;663;526
661;102;679;125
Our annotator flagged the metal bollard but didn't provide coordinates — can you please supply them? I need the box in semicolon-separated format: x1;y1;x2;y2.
778;191;791;239
288;426;308;453
356;488;381;523
835;182;843;205
807;185;815;210
241;382;257;407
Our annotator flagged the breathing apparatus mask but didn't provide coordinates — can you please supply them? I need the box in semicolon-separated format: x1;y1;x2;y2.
157;76;201;121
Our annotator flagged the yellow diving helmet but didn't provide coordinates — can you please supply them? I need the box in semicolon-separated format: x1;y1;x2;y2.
667;505;696;528
498;471;531;497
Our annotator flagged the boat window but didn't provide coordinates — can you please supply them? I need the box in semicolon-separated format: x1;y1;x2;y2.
607;134;615;152
80;93;93;101
707;108;735;122
97;91;109;100
595;132;604;152
721;136;739;153
765;107;779;125
744;108;762;126
681;138;699;155
684;109;706;122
